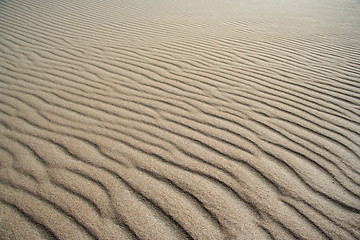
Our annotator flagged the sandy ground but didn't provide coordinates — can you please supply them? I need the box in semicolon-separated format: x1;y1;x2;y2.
0;0;360;239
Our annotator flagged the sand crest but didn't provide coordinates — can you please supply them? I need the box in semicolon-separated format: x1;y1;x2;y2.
1;0;360;239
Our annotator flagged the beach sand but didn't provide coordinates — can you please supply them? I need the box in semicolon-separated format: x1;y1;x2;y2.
0;0;360;239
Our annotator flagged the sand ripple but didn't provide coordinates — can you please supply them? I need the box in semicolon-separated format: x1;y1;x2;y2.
1;0;360;239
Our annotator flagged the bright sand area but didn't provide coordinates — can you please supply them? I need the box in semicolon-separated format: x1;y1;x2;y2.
0;0;360;239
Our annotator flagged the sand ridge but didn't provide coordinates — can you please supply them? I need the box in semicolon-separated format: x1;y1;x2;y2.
0;0;360;239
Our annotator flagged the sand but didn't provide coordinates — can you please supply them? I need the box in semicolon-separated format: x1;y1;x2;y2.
0;0;360;239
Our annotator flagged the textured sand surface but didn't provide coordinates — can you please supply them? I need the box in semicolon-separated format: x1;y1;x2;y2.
1;0;360;239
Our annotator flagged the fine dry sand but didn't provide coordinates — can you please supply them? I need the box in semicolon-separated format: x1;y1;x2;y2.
1;0;360;239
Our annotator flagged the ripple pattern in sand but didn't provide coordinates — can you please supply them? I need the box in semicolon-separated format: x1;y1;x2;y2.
1;0;360;239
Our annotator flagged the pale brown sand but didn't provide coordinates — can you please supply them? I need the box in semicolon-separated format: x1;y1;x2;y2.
1;0;360;239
